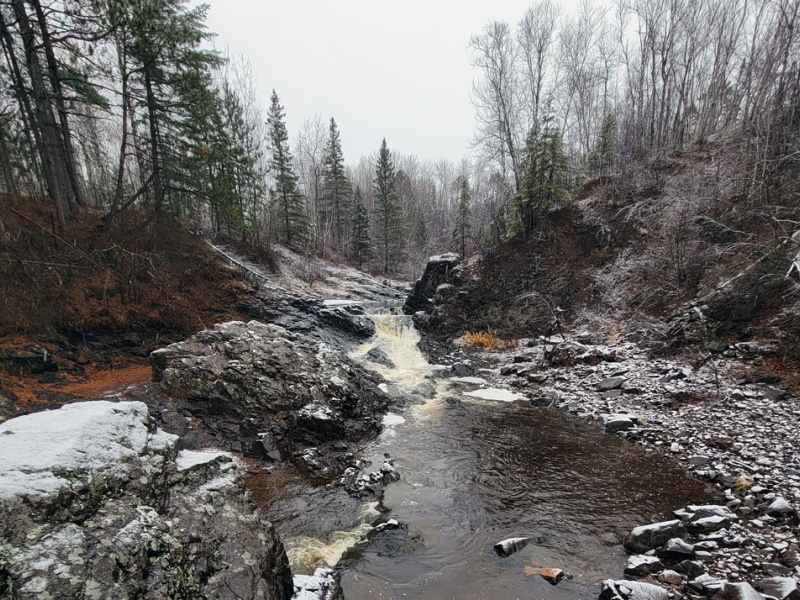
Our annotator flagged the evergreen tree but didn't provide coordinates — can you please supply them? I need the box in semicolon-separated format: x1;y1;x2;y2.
350;185;373;268
513;113;569;239
587;112;616;175
320;118;351;251
122;0;221;220
267;90;308;248
373;138;403;274
451;176;472;257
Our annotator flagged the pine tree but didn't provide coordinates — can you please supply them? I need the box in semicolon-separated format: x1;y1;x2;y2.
587;112;616;175
350;185;373;268
373;138;403;274
451;177;472;257
513;113;569;239
320;118;351;251
267;90;308;248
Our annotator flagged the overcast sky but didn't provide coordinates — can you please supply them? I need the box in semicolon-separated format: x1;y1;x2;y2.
202;1;551;165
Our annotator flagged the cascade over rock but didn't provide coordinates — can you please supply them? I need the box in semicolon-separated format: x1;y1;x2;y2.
0;401;293;599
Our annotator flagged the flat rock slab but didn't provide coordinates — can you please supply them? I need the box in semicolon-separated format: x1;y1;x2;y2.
596;377;627;391
599;579;669;600
449;376;488;385
0;400;175;501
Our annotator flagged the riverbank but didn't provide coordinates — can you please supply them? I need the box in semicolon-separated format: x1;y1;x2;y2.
420;329;800;598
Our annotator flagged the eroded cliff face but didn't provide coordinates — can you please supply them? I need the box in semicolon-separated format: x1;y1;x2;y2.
149;320;391;478
0;401;294;600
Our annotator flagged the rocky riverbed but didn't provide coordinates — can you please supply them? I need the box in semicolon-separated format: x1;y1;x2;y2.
419;332;800;599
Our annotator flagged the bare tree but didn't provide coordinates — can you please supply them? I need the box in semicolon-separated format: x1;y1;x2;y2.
471;21;523;191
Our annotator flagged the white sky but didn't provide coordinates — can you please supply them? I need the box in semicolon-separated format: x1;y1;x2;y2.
202;0;550;164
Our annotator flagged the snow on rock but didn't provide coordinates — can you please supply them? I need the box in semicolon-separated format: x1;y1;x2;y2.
464;388;525;402
0;401;293;600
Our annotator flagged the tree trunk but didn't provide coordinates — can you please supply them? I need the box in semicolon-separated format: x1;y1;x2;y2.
29;0;87;209
11;0;70;230
0;117;19;203
143;68;164;215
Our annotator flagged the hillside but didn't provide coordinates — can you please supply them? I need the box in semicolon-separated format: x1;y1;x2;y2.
411;139;800;379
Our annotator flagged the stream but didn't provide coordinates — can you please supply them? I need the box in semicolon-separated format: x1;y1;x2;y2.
248;311;708;599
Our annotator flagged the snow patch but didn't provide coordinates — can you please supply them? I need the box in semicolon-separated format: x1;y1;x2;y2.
463;388;525;402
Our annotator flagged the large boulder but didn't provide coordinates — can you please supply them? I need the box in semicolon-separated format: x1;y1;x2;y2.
624;520;687;554
0;401;293;599
150;320;390;478
403;253;463;314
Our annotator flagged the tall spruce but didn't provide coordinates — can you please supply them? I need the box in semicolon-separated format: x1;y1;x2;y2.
320;118;351;251
350;185;372;268
451;177;472;257
513;112;569;239
373;138;403;274
267;90;308;248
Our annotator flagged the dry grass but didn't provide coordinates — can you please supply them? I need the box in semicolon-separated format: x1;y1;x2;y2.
463;329;517;351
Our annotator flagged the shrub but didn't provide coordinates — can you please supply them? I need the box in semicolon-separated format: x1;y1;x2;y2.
463;330;517;350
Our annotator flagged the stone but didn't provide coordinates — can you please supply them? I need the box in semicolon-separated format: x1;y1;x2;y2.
674;560;706;578
762;563;793;577
403;253;463;314
596;377;627;392
688;515;731;533
688;574;726;594
624;520;687;554
494;537;530;557
292;568;344;600
722;581;767;600
766;497;793;517
523;566;565;585
604;414;637;433
756;577;800;600
0;401;293;600
658;570;683;585
624;555;664;577
658;538;695;561
599;579;669;600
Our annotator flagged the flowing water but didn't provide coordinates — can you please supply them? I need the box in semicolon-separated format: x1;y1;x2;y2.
249;312;708;599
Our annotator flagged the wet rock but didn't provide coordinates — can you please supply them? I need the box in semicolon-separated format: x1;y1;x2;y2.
338;460;399;498
599;579;669;600
494;537;530;557
365;346;394;368
765;497;793;518
756;577;800;600
292;568;344;600
624;520;687;554
403;253;463;315
150;320;389;478
658;538;695;561
722;581;766;600
674;560;706;578
624;555;664;577
596;377;627;392
0;401;293;600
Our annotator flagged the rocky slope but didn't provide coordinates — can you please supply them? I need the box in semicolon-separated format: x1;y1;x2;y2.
0;400;294;599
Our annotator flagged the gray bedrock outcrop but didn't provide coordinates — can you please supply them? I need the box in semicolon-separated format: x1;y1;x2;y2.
0;400;294;600
149;320;390;478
